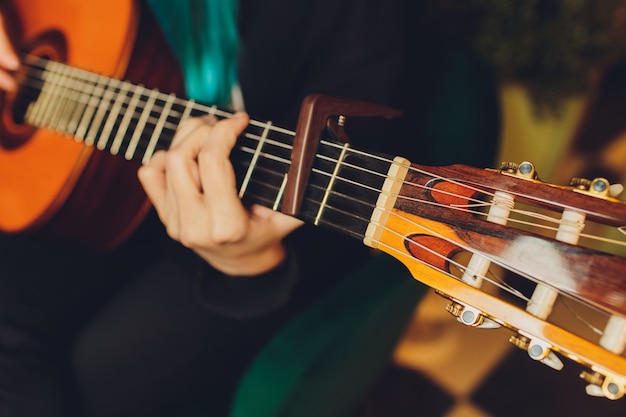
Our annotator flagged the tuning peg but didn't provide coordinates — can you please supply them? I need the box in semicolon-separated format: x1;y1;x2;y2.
509;334;564;371
499;161;538;179
580;370;626;400
569;177;622;198
610;183;624;198
445;301;500;329
585;383;605;397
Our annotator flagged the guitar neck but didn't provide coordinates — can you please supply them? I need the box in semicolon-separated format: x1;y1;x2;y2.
16;54;392;239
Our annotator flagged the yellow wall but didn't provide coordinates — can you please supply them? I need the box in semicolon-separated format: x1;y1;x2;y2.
496;85;587;184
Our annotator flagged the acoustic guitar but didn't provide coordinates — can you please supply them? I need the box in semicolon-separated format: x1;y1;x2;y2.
1;0;626;401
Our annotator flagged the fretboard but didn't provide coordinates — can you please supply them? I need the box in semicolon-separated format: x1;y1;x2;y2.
14;55;394;240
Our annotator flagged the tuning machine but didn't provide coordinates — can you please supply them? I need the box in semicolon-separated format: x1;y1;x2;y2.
499;161;538;180
509;332;564;371
580;369;626;400
445;300;500;329
569;176;624;199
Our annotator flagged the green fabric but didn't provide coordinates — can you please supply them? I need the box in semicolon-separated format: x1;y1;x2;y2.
230;254;426;417
146;0;239;106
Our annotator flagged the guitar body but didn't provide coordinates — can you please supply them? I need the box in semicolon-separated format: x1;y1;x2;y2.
0;0;185;251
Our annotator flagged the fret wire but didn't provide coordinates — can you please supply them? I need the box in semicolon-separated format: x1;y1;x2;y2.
207;104;218;117
125;89;159;161
97;79;128;151
84;77;117;147
56;68;84;135
56;63;84;133
23;68;44;125
69;70;120;135
109;84;142;155
314;142;350;225
142;93;176;163
38;61;65;128
25;60;54;126
74;73;105;141
274;174;288;211
177;99;196;129
239;121;272;198
47;62;73;132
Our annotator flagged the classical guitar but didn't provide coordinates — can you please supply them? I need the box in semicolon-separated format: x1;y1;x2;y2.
2;0;626;401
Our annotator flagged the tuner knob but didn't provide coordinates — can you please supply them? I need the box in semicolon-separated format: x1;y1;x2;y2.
589;178;610;197
569;177;616;198
610;183;624;197
499;161;537;179
445;301;500;329
517;161;536;179
509;334;564;370
580;370;626;400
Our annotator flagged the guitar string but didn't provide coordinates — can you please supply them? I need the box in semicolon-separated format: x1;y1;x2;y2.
15;57;626;251
14;58;621;337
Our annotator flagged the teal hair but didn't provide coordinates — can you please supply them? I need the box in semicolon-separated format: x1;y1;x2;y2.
146;0;239;106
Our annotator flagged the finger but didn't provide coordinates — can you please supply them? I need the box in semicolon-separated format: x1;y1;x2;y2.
0;70;16;91
196;113;251;241
251;204;304;235
165;114;220;194
171;115;218;148
0;15;18;91
0;15;18;68
137;150;168;212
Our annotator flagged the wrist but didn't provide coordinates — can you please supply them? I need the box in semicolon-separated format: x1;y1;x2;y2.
202;243;288;277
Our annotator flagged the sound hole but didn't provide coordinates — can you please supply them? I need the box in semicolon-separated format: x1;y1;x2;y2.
0;29;66;149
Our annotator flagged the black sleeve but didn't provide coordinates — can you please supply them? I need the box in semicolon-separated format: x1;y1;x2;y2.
194;246;299;319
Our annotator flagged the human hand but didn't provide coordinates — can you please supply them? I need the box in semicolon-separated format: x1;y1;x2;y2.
138;112;304;276
0;13;19;91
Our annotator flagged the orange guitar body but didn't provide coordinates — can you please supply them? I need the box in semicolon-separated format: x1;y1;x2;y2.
0;0;185;251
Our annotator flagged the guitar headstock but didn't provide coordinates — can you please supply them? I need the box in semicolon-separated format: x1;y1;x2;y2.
365;158;626;400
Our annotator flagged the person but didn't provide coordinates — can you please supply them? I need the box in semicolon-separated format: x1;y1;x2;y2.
0;0;500;416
